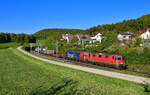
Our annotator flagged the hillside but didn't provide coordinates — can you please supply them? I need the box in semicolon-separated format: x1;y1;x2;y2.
35;28;88;40
34;28;89;51
34;14;150;38
0;33;36;43
87;14;150;34
34;14;150;48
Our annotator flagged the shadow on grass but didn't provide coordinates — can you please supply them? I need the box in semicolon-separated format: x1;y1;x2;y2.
0;47;9;49
140;82;150;92
29;79;79;95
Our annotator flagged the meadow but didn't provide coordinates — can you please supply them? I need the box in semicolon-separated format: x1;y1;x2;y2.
0;42;20;49
0;43;149;95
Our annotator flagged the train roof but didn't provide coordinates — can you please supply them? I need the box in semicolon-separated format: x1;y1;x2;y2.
66;50;124;56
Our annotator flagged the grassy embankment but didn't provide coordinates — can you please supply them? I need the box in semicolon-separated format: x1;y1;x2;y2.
0;43;150;95
0;42;20;49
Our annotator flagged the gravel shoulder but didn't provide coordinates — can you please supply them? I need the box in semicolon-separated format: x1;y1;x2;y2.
17;46;150;84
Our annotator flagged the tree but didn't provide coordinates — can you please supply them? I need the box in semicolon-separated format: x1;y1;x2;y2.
0;33;5;43
0;33;36;43
135;37;143;46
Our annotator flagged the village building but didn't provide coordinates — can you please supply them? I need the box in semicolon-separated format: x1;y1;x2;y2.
117;32;133;41
61;33;105;44
138;28;150;46
140;28;150;40
61;34;92;44
61;34;77;43
91;33;104;43
77;34;92;43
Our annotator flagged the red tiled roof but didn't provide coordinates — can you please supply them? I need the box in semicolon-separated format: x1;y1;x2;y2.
138;28;150;34
138;30;144;34
145;28;150;31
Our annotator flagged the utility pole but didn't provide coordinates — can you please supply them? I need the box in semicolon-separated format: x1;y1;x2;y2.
30;43;32;52
44;32;46;48
82;40;84;50
56;40;58;57
37;35;40;54
37;40;39;54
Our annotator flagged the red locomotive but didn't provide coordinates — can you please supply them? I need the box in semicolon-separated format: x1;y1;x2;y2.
65;50;126;69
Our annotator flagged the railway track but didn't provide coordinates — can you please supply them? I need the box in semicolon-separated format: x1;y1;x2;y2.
32;51;150;78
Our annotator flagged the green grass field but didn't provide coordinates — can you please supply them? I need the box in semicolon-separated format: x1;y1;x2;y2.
0;46;150;94
0;42;20;49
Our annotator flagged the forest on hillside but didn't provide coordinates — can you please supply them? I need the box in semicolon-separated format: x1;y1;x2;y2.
88;14;150;35
0;33;36;43
1;14;150;44
35;14;150;45
35;29;88;40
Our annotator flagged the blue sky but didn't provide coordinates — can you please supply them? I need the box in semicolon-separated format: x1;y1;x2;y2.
0;0;150;34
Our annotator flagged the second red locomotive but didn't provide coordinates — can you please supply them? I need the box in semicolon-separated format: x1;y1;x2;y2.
65;50;126;69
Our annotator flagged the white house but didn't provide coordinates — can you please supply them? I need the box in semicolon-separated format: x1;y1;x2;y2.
140;28;150;40
61;34;73;43
61;34;92;44
62;34;69;43
117;32;133;41
91;33;104;43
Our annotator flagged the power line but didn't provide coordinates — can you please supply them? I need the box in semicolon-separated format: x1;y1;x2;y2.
56;40;58;57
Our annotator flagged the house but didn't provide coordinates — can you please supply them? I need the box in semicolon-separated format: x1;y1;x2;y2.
140;28;150;40
138;30;145;34
61;34;77;43
117;32;133;41
138;28;150;35
61;34;70;43
77;34;93;44
91;33;104;43
61;34;92;44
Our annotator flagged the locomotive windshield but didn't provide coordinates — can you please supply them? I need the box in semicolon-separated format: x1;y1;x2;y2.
115;56;122;60
123;56;125;60
118;57;121;60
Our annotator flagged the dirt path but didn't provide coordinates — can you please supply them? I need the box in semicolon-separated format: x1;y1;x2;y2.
17;46;150;84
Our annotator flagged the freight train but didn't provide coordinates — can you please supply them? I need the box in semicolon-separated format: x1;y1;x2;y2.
34;47;126;69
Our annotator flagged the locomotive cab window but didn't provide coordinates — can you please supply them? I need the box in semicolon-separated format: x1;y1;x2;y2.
89;54;90;57
123;56;125;60
99;55;102;58
112;56;114;60
105;55;109;59
93;53;96;57
118;56;122;60
116;56;122;60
